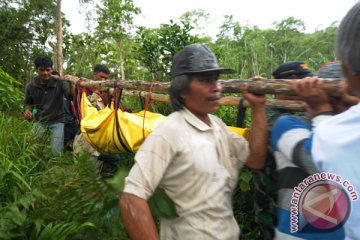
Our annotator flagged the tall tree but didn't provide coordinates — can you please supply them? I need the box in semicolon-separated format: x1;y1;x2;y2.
95;0;140;80
0;0;57;83
271;17;305;62
180;9;211;37
134;20;200;81
301;23;337;68
55;0;63;75
55;0;94;76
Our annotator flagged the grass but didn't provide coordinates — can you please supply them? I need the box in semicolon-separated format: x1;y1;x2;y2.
0;102;276;239
0;112;131;239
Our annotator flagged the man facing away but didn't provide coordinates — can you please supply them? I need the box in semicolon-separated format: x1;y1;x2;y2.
271;3;360;239
24;56;73;156
119;43;268;239
272;61;356;240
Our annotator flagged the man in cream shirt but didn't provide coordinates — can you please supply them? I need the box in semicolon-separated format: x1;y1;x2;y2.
119;43;268;239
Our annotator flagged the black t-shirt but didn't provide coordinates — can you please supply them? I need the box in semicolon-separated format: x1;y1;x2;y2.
24;76;69;124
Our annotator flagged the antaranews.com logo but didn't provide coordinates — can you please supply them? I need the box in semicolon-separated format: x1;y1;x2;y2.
290;172;358;233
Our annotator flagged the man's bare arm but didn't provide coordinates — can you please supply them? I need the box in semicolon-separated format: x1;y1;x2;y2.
240;82;267;169
119;193;159;240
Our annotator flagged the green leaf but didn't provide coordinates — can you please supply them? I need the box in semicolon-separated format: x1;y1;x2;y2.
240;171;253;183
7;206;26;226
106;166;129;194
148;187;178;219
34;219;44;238
257;212;273;225
239;181;250;192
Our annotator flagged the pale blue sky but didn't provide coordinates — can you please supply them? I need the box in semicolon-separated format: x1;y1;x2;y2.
63;0;358;38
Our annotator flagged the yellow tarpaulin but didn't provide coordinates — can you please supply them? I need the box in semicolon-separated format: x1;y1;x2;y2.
79;92;249;154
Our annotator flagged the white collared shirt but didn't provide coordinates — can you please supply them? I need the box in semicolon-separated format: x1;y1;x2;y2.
312;103;360;239
124;108;249;239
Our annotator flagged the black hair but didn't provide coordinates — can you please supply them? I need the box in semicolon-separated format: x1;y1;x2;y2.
34;56;53;68
51;70;60;76
93;64;110;74
169;74;192;111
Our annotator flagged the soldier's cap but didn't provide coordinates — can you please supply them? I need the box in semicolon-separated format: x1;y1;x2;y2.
316;61;344;79
171;43;235;77
272;61;313;79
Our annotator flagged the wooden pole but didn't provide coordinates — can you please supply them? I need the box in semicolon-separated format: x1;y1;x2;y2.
57;75;342;97
122;90;305;111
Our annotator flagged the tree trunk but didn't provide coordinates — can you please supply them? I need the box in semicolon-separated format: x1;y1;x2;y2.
122;90;305;111
59;76;342;97
56;76;346;111
115;40;124;80
55;0;63;75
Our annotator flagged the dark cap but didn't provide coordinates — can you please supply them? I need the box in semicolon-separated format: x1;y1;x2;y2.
316;61;344;79
171;43;235;77
272;61;313;79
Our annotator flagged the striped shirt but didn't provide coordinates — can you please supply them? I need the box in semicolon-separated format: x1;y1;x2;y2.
271;114;346;239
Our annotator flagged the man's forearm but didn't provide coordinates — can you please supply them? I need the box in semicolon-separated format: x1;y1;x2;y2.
246;106;267;169
119;193;159;240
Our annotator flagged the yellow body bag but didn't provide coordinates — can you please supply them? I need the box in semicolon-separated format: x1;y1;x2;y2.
79;92;248;154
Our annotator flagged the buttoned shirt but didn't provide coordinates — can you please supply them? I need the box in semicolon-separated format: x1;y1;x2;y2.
124;108;249;239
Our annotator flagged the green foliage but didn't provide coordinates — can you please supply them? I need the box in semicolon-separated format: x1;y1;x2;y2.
233;165;277;240
0;113;49;239
0;0;57;83
0;1;345;238
63;33;96;77
95;0;140;80
180;9;211;37
32;152;128;239
96;0;140;37
0;112;131;239
214;103;239;126
271;17;306;62
63;0;143;81
303;23;337;67
134;20;201;81
214;16;338;79
0;68;24;113
148;188;179;219
32;222;95;240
